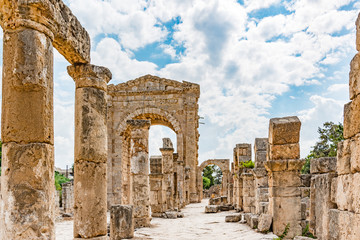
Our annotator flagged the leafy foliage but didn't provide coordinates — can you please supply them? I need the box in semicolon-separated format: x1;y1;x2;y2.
55;171;70;191
302;122;344;174
273;223;290;240
202;165;223;189
240;160;255;169
302;223;316;238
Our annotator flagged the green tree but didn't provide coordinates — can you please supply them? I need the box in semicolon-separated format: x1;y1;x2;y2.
202;165;223;189
55;171;71;191
302;121;344;174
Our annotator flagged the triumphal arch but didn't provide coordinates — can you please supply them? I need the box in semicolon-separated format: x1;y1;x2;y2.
106;75;201;212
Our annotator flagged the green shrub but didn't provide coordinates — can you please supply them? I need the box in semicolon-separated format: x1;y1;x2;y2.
55;171;70;191
240;160;255;169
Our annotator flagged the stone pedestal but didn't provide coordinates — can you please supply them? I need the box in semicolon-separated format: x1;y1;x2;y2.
110;205;134;240
68;64;112;239
127;120;151;228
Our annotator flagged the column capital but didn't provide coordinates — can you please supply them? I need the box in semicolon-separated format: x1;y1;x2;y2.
68;64;112;91
160;147;174;154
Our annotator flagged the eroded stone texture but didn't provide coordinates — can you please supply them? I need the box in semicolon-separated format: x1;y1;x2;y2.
0;143;55;239
107;75;200;206
69;64;111;239
309;157;337;240
0;0;90;64
127;120;151;228
160;139;175;210
110;205;134;240
0;16;55;238
356;13;360;52
265;116;303;239
350;53;360;100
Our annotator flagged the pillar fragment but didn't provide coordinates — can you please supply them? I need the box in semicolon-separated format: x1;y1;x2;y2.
110;205;134;240
160;138;175;210
68;64;112;239
265;116;304;239
127;119;151;228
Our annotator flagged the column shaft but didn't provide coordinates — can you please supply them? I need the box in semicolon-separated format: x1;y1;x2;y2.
1;27;55;239
68;64;111;239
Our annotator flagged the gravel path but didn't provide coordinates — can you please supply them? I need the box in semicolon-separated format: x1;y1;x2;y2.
56;199;277;240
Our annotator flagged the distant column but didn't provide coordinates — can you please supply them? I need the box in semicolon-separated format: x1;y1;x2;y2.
128;120;151;228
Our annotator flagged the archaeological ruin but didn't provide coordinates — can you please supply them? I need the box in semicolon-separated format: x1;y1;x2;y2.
0;1;360;240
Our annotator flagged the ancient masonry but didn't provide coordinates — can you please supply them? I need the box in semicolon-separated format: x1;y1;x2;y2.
106;75;200;207
0;0;112;239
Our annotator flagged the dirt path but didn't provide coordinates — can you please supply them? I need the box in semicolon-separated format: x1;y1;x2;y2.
56;199;277;240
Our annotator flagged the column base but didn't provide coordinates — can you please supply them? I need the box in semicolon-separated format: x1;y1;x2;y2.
74;236;108;240
134;217;151;228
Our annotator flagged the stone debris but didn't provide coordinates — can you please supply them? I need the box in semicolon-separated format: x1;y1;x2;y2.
257;214;272;232
225;214;241;222
205;205;219;213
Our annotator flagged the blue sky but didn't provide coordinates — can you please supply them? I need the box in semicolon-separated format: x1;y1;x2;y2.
1;0;359;168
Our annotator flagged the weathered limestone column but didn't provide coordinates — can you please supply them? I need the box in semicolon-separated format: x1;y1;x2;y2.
174;153;185;208
309;157;336;240
0;6;55;239
149;155;165;217
68;64;111;239
253;138;269;215
160;138;175;210
127;120;151;228
242;169;255;213
184;166;191;204
265;116;304;239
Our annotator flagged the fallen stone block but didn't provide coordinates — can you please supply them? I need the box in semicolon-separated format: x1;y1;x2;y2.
219;205;230;211
244;213;252;224
225;214;241;222
164;211;177;219
258;214;272;232
250;215;259;229
177;212;184;218
205;205;219;213
110;205;134;240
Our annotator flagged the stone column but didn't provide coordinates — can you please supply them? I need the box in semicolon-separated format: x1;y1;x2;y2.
265;116;304;239
253;138;269;215
184;166;191;204
149;156;165;217
309;157;336;240
68;64;111;239
242;169;255;213
127;120;151;228
0;8;55;239
160;138;175;210
175;154;185;208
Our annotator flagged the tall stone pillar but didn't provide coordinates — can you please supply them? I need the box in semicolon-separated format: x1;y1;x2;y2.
149;156;165;217
0;7;55;239
265;116;304;239
242;169;255;213
175;154;185;208
160;138;175;210
68;64;111;239
253;138;269;215
127;120;151;228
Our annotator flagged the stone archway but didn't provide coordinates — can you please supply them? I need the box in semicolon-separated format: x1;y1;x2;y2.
198;159;230;200
106;75;200;209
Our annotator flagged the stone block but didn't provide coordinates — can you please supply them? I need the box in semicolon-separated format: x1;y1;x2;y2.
329;209;355;240
334;174;353;212
269;143;300;160
310;157;337;174
243;197;255;208
257;202;269;215
205;205;219;213
294;237;315;240
219;205;230;211
255;138;268;151
300;174;311;187
269;116;301;145
255;151;267;168
265;160;288;172
256;188;269;202
351;172;360;213
164;211;177;219
74;161;107;238
269;186;301;198
225;214;241;222
344;96;360;139
350;53;360;100
268;171;302;187
177;212;184;218
257;214;272;232
1;142;55;239
2;29;54;144
249;215;259;229
244;213;252;224
110;205;134;240
350;135;360;173
337;140;351;175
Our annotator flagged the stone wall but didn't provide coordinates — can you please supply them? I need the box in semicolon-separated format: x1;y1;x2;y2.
309;157;336;240
326;13;360;240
